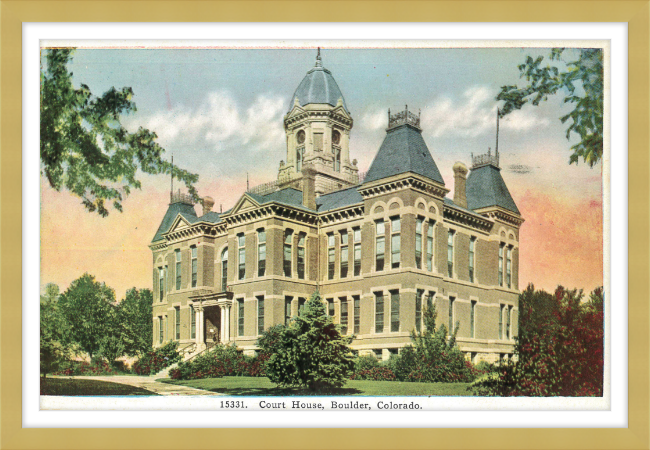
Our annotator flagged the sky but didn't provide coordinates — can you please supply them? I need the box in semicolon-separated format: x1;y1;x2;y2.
40;46;604;301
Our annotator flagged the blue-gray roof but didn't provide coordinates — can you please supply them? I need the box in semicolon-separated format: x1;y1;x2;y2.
151;202;198;243
443;197;492;221
247;188;314;212
290;66;349;113
316;186;363;212
466;165;520;215
363;124;445;185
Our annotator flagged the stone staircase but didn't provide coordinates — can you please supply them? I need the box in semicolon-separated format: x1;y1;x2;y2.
152;344;210;378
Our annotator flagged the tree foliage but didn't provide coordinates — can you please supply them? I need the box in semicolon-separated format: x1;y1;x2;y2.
40;48;199;216
387;302;474;383
116;288;153;357
58;273;117;360
473;284;604;396
257;292;355;391
40;283;76;376
497;48;603;167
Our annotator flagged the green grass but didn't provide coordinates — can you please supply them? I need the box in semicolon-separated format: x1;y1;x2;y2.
160;376;472;396
41;377;159;396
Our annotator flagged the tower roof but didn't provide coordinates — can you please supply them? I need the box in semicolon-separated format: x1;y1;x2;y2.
289;49;349;113
363;109;444;185
466;164;520;215
151;201;198;243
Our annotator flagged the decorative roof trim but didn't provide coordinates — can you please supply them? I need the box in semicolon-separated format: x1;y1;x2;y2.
359;173;449;200
318;204;365;225
474;206;525;227
443;203;494;232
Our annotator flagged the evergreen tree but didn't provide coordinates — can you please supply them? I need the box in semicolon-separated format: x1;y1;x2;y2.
258;292;355;391
116;288;153;357
40;283;76;376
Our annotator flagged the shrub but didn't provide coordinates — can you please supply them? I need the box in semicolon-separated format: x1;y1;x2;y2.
132;341;181;375
258;291;355;391
350;366;397;381
473;285;604;397
354;355;380;373
53;359;118;376
169;343;267;380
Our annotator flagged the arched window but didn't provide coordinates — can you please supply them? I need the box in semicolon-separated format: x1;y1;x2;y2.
221;248;228;291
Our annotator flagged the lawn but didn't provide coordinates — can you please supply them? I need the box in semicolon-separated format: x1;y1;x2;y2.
160;376;472;396
41;377;159;396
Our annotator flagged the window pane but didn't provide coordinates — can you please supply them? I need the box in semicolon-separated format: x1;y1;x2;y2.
328;234;335;247
354;228;361;242
375;293;384;333
341;232;348;245
238;299;244;337
239;235;245;247
354;296;360;334
376;221;384;235
391;217;400;232
258;230;266;243
340;300;348;334
390;291;400;332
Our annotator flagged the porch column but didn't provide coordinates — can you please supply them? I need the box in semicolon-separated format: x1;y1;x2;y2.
219;306;225;343
199;308;205;348
195;308;201;346
225;305;231;343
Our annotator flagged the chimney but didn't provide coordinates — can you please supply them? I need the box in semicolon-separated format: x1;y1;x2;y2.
201;196;215;215
453;162;468;208
301;167;317;210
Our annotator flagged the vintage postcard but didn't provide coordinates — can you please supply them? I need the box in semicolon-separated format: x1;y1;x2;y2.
38;39;609;417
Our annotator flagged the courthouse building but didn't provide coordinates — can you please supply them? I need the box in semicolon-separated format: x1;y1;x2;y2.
149;50;524;363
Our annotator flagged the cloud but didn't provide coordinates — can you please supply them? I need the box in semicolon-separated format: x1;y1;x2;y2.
417;86;550;138
360;109;387;131
126;91;286;153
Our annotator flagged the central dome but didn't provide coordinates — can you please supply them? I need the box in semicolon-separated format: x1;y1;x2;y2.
289;50;349;113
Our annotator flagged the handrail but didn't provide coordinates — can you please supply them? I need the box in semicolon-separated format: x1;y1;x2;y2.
182;341;217;363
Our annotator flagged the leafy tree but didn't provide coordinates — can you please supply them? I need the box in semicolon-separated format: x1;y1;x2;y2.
497;48;603;166
40;48;199;216
388;302;474;383
40;283;76;376
116;288;153;357
58;273;117;360
473;284;604;396
257;292;355;391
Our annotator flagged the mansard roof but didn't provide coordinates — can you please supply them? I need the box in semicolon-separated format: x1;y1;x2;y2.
246;187;315;212
316;186;363;212
151;201;198;243
363;124;445;185
466;164;520;215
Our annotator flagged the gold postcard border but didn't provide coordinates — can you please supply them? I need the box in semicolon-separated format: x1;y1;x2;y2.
2;1;648;449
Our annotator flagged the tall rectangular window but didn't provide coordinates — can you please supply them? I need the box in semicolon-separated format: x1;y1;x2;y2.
257;230;266;277
391;217;401;269
447;230;455;278
427;220;435;271
327;298;335;317
506;246;512;288
415;218;423;269
334;148;341;172
190;305;196;339
163;266;167;296
499;304;504;339
191;246;198;288
285;296;293;325
158;267;164;301
175;306;180;340
340;298;348;334
498;243;505;286
221;249;228;291
507;305;513;339
375;221;385;271
426;291;435;311
238;298;245;336
353;228;361;276
284;230;293;277
375;292;384;333
175;249;182;290
340;231;349;278
353;295;360;334
257;296;265;335
298;297;306;315
470;300;477;338
415;289;423;332
448;297;455;334
327;233;335;279
297;233;306;279
469;237;476;283
159;316;163;344
390;291;400;332
313;133;323;152
238;234;246;280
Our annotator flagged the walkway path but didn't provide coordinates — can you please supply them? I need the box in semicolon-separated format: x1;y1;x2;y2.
55;375;221;396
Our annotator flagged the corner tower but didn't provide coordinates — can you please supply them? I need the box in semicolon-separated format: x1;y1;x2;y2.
279;48;359;195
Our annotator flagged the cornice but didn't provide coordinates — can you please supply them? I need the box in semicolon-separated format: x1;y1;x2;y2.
358;174;449;200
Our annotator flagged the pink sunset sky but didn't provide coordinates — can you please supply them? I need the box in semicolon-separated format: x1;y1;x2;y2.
40;47;604;301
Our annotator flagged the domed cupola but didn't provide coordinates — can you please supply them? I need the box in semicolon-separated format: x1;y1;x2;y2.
279;48;358;195
289;48;349;113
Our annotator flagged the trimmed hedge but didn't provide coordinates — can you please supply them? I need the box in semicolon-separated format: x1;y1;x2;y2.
53;359;118;376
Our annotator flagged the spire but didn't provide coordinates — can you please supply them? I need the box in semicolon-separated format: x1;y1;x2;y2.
315;47;322;68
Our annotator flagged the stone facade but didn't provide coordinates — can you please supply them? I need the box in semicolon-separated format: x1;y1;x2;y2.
149;51;524;363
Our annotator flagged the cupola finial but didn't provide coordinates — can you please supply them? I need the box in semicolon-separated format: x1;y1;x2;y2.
315;47;322;68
